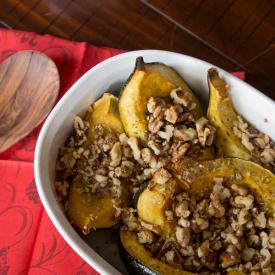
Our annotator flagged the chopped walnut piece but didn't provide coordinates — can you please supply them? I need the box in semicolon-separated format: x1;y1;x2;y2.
140;221;161;235
173;126;197;142
234;195;254;209
178;217;190;228
268;217;275;229
230;184;248;196
127;137;141;160
171;143;190;162
261;148;275;164
74;116;85;130
148;117;164;134
180;246;194;257
164;250;175;266
241;133;255;151
141;148;153;164
147;140;162;155
195;216;209;230
268;231;275;249
153;168;172;185
147;97;166;114
211;179;231;201
260;232;269;248
158;125;174;141
253;137;266;149
197;240;210;258
164;105;182;124
170;88;195;110
175;226;191;246
110;142;122;167
247;234;260;247
220;245;240;268
137;230;155;244
254;212;267;228
260;248;271;268
195;117;215;147
241;247;255;262
119;133;128;146
175;200;190;218
238;208;251;225
208;200;225;218
123;212;140;231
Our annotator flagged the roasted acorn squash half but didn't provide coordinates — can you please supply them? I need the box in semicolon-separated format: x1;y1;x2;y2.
173;158;275;214
207;68;274;173
119;57;203;142
67;93;125;232
207;68;251;159
121;158;275;275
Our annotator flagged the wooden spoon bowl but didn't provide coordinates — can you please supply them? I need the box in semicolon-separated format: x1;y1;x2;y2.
0;51;60;152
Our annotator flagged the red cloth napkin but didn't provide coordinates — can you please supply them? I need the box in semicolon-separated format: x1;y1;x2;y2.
0;28;244;275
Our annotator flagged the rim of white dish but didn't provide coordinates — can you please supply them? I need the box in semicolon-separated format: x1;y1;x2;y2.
34;49;275;275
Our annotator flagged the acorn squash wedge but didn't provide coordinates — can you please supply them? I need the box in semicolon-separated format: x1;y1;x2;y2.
136;179;180;238
207;68;274;173
86;92;124;140
119;228;195;275
67;93;125;232
207;68;251;159
173;158;275;214
119;57;203;142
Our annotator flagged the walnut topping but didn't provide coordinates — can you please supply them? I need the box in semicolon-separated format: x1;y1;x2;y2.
170;88;195;110
234;195;254;209
127;137;141;160
197;240;210;258
147;97;165;114
175;226;191;246
110;142;121;167
147;140;162;155
137;230;155;244
148;117;164;134
262;148;275;164
141;148;153;163
260;248;271;268
254;212;267;228
164;105;182;124
153;168;172;185
233;115;275;170
173;126;197;142
231;184;248;196
195;117;216;147
119;133;128;146
220;245;240;268
158;125;174;141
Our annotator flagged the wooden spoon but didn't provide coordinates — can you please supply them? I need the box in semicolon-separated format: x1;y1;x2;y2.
0;50;60;153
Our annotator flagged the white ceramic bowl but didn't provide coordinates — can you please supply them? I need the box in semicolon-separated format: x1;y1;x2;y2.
34;50;275;275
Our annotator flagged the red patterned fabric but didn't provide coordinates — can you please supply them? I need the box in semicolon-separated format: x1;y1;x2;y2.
0;28;244;275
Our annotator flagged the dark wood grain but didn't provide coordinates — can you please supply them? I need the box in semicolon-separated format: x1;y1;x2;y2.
0;0;274;99
0;51;59;152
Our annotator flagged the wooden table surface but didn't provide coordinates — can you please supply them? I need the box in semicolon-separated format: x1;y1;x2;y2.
0;0;274;99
